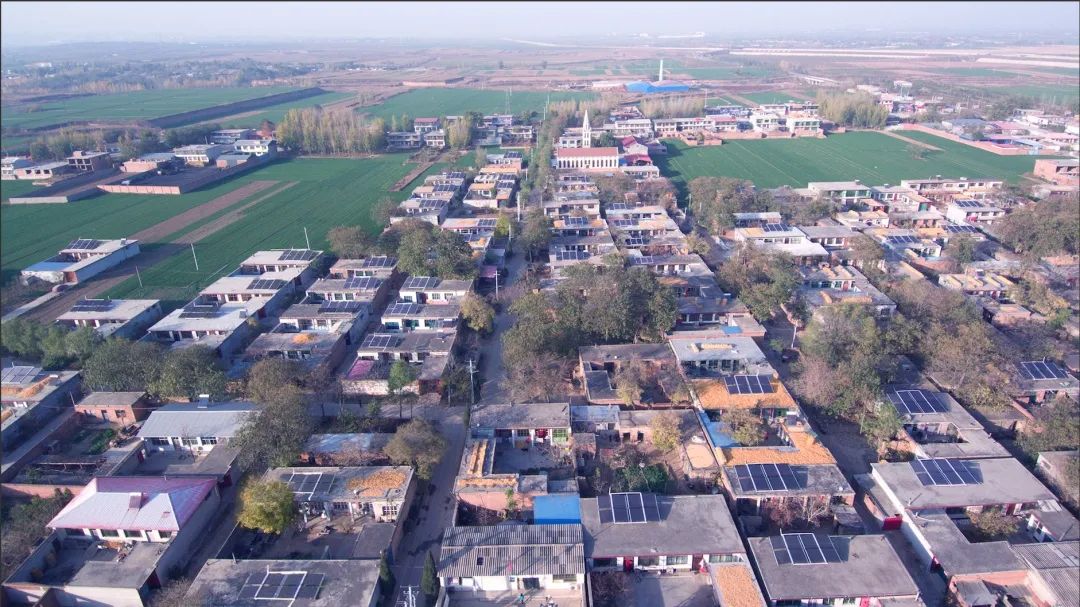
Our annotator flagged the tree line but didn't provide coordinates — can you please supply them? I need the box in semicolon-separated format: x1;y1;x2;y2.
816;91;889;129
276;106;386;154
639;96;706;119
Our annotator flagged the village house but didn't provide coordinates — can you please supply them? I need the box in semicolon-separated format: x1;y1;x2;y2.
869;457;1057;583
66;150;112;172
379;301;461;332
438;524;585;597
806;181;873;205
1033;158;1079;185
798;264;897;319
945;199;1007;226
56;298;163;340
2;366;83;454
22;238;141;285
581;493;746;572
278;299;369;344
235;249;323;286
300;433;394;466
73;391;152;427
344;330;457;395
3;477;221;607
328;255;398;280
1;156;34;179
266;465;415;526
210;128;255;144
233;139;278;157
145;297;269;360
386;131;423;150
397;276;474;303
730;223;829;265
748;534;920;605
308;274;391;306
470;402;572;447
12;160;73;180
577;343;680;406
137;400;255;454
241;326;351;376
186;559;380;607
1011;359;1080;405
899;177;1004;200
938;271;1015;301
173;144;231;166
884;384;1010;460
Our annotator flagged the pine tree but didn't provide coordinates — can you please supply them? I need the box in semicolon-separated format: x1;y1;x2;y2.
421;551;439;597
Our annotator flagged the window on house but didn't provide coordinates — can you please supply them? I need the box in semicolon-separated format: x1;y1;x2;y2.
99;529;120;537
200;437;218;445
552;428;568;442
158;531;172;539
515;429;530;437
382;504;399;518
637;556;659;567
151;438;170;446
116;410;127;419
181;438;199;446
552;574;578;583
666;555;689;566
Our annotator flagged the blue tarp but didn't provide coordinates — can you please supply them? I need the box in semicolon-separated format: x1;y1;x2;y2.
533;494;582;524
722;325;742;334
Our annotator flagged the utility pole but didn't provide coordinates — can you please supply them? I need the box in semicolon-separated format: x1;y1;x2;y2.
467;358;477;405
516;191;522;222
135;265;143;288
494;270;499;299
303;226;311;250
190;243;200;271
790;322;798;349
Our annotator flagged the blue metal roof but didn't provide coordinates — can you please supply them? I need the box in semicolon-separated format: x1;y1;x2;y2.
533;494;582;525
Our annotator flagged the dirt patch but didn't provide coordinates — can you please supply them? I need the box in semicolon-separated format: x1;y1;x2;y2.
26;181;298;321
879;130;942;151
129;180;279;242
389;160;436;192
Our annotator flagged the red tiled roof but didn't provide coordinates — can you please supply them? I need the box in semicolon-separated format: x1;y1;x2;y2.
555;147;619;158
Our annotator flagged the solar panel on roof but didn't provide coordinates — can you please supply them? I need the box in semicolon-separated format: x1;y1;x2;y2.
613;219;636;228
555;251;588;262
66;238;102;250
597;495;614;524
784;533;809;564
319;301;362;314
434;184;458;192
404;276;440;290
296;574;324;599
344;276;380;290
771;535;792;565
888;235;920;245
249;279;287;291
363;256;396;268
477;218;497;228
954;199;982;208
607;203;629;210
1019;360;1069;380
944;224;980;233
1;366;39;385
724;374;775;394
911;458;983;486
386;303;422;316
607;492;649;524
69;298;114;313
762;223;791;232
361;334;396;349
564;216;587;226
279;249;318;261
625;237;646;247
888;389;946;414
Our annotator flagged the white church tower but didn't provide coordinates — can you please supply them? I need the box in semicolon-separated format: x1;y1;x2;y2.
581;109;592;148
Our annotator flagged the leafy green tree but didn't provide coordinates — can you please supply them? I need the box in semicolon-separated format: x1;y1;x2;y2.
504;487;518;518
64;326;102;366
370;197;398;227
494;214;512;239
0;489;72;580
327;226;373;259
396;227;436;276
649;411;681;453
860;405;903;457
151;346;227;401
421;551;439;598
460;292;495;334
82;338;164;392
233;396;313;469
237;480;296;534
520;208;552;260
378;554;395;594
996;196;1079;258
614;362;644;406
726;408;766;446
244;359;306;406
946;234;977;264
432;230;477;279
388;360;417;396
385;419;446;480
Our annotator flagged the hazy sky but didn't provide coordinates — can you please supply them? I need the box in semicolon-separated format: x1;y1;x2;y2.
2;1;1078;47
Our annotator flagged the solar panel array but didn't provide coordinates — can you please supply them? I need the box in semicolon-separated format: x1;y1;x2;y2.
625;237;647;247
386;303;422;316
769;533;843;565
954;199;982;208
607;203;629;210
888;389;947;415
888;235;920;245
362;256;396;268
723;374;775;394
248;279;287;291
66;239;101;250
477;218;497;229
1;366;40;385
344;276;381;290
944;224;980;233
448;171;466;179
612;219;637;228
762;223;791;232
563;216;588;226
633;255;658;265
434;184;458;193
179;302;222;318
554;251;589;262
285;472;336;499
279;249;318;261
403;276;440;290
319;301;363;314
360;334;398;349
238;571;325;600
910;458;983;486
1018;360;1070;380
69;298;114;313
733;463;804;492
596;492;661;524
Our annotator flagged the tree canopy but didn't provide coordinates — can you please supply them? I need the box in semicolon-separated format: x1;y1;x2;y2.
1;319;101;370
385;419;446;480
716;244;801;321
237;480;296;535
995;195;1079;258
